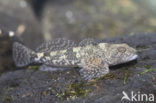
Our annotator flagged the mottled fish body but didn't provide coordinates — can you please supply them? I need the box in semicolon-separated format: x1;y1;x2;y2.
13;38;138;81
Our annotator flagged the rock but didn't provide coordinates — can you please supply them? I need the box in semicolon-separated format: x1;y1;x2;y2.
0;0;43;49
0;33;155;103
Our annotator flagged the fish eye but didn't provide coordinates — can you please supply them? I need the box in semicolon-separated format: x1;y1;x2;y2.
117;47;126;53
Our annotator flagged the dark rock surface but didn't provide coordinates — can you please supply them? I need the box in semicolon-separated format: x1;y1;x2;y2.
0;0;43;49
0;33;155;103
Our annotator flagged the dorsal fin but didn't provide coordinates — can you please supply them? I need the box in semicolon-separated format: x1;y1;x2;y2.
36;38;77;52
79;38;97;46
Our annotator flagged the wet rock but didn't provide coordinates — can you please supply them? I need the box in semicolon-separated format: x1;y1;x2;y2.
0;0;43;49
0;33;155;103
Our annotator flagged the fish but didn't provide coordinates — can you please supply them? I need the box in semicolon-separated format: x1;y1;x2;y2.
13;38;138;81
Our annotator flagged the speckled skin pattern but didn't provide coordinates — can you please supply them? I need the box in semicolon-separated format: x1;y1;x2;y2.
13;38;137;80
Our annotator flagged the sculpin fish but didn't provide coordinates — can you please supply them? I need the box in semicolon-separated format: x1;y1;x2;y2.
13;38;138;80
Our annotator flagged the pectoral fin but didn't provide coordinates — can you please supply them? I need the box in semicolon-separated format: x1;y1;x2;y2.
79;57;109;81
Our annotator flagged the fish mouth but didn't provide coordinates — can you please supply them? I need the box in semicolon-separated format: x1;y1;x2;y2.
127;54;138;61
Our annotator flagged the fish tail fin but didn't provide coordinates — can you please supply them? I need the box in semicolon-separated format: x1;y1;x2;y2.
13;42;35;67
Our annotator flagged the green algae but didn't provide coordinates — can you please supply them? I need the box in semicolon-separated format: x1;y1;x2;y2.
141;68;156;74
123;70;130;85
5;96;14;102
28;65;40;70
57;73;115;100
4;87;14;102
122;67;135;85
95;73;116;81
57;83;92;100
141;65;156;74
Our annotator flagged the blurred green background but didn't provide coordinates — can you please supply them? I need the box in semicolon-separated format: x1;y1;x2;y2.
0;0;156;46
40;0;156;41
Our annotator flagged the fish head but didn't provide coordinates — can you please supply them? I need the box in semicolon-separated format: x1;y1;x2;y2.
99;43;138;66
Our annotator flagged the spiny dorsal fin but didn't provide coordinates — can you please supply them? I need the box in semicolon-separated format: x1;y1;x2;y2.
36;38;77;52
79;38;97;46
